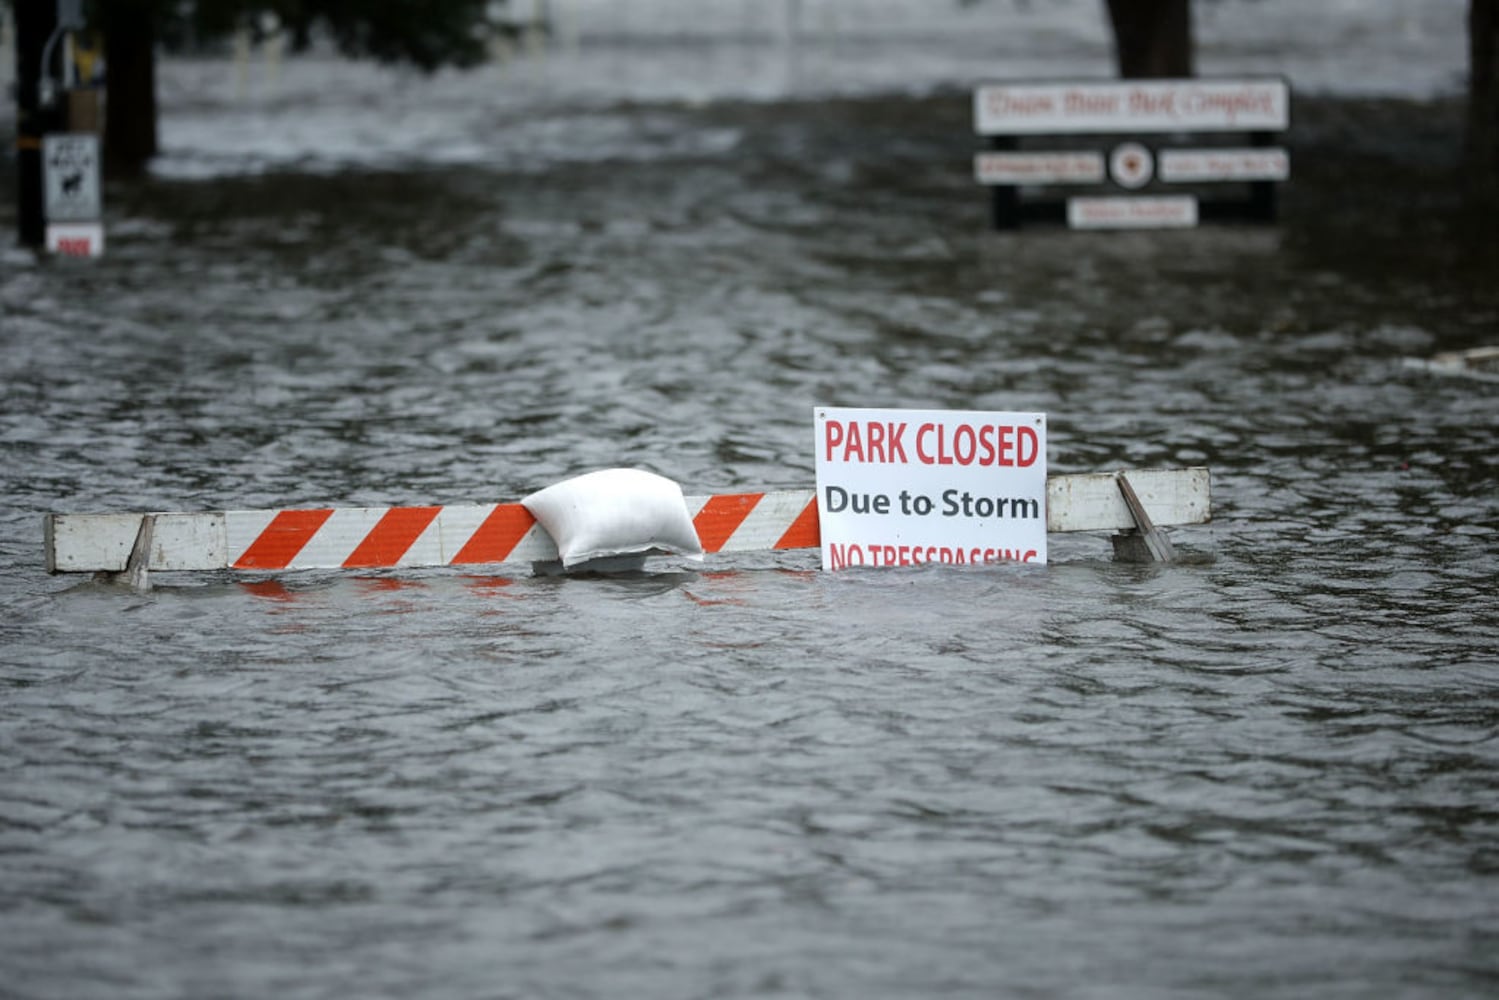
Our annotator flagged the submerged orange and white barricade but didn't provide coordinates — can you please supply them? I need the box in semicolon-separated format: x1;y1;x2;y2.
44;469;1209;590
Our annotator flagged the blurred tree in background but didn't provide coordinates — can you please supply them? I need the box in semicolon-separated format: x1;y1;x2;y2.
4;0;1496;187
1472;0;1498;193
95;0;500;175
1104;0;1192;77
100;0;157;173
1102;0;1495;190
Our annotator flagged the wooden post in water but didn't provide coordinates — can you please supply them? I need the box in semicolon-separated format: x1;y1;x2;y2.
989;136;1021;231
1111;471;1177;563
1247;130;1279;222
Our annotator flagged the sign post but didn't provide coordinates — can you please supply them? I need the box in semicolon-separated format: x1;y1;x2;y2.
814;406;1048;570
43;132;103;256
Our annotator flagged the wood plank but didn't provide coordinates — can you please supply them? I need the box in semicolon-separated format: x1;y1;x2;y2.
1044;468;1210;532
1114;471;1178;562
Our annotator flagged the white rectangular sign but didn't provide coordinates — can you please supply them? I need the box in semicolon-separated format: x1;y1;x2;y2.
1067;196;1198;230
814;406;1047;570
43;133;102;222
975;79;1289;136
1158;147;1290;182
974;150;1105;186
45;222;105;257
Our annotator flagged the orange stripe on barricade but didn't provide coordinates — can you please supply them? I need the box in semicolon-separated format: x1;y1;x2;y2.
451;503;536;565
693;493;763;553
234;509;334;569
343;506;442;568
775;497;821;549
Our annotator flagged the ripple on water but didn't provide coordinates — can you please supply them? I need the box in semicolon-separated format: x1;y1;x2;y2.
2;73;1497;1000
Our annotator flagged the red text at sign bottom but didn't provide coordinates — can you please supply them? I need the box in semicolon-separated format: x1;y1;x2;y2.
827;543;1039;569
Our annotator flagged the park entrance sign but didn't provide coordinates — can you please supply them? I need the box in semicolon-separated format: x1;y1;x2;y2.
973;78;1290;230
814;406;1048;570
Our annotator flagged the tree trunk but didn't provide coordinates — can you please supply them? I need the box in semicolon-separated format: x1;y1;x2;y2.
102;0;158;176
13;0;60;246
1471;0;1499;190
1104;0;1194;79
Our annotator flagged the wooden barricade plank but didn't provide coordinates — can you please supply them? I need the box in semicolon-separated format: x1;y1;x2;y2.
44;469;1209;575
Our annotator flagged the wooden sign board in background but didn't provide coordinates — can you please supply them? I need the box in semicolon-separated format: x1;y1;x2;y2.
1068;195;1198;229
973;77;1290;230
974;79;1290;135
975;151;1105;186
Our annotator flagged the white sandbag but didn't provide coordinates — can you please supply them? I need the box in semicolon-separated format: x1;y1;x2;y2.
521;469;704;570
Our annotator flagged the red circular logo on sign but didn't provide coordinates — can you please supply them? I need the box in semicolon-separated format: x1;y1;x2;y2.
1110;142;1154;190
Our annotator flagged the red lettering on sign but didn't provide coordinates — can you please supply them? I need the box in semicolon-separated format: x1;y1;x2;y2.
915;423;1039;467
1129;88;1176;117
987;90;1057;117
831;543;1040;569
827;542;865;570
916;423;939;465
825;419;847;461
868;421;896;463
1065;89;1120;115
824;419;909;463
996;425;1014;465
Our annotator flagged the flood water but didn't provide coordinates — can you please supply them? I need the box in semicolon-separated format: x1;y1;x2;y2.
2;7;1498;998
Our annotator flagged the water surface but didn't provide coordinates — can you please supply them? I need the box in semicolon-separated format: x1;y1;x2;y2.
2;22;1497;1000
